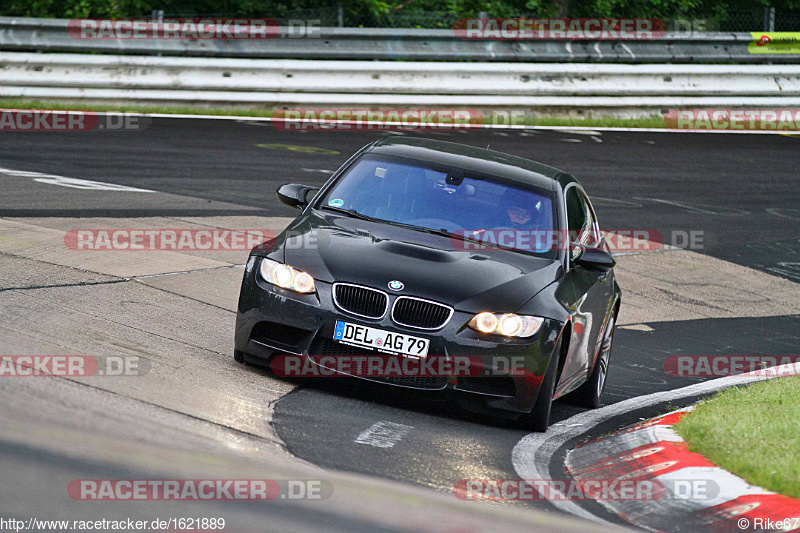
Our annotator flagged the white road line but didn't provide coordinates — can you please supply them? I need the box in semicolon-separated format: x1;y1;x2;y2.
591;197;643;208
766;207;800;220
0;167;154;192
634;197;749;216
251;384;287;395
355;421;413;449
128;264;245;280
618;324;655;332
613;249;682;256
559;129;603;136
511;362;800;525
766;262;800;282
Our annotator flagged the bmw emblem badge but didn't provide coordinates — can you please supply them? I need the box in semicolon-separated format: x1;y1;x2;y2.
388;280;404;291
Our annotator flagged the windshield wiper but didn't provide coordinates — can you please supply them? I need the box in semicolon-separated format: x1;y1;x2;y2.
320;207;506;250
415;227;548;255
320;205;377;222
320;206;416;231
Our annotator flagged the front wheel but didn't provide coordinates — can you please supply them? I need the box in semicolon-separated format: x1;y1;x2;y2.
575;313;615;409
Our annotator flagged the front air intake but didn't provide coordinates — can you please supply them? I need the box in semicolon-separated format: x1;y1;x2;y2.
391;296;453;330
333;283;388;319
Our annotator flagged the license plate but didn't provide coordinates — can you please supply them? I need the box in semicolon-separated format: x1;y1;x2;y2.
333;320;429;357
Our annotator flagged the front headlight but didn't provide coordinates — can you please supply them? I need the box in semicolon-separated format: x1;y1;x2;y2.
259;258;316;294
469;312;543;338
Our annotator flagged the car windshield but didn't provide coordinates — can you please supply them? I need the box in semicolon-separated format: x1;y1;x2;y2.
317;154;558;257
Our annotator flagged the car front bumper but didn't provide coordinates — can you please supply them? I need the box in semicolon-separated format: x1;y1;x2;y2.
235;256;564;414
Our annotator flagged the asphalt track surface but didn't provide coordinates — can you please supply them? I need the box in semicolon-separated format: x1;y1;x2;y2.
1;118;799;531
272;316;800;516
2;121;799;280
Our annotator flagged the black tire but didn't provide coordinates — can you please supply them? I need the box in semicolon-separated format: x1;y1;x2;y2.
518;338;562;432
234;349;246;364
575;313;615;409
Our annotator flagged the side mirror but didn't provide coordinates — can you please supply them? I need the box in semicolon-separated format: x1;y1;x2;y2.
570;243;616;272
276;184;318;209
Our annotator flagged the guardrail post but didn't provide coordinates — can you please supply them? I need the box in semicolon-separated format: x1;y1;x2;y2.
337;5;344;28
152;10;164;57
763;7;776;31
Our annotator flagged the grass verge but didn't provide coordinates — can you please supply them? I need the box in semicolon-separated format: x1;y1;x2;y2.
673;375;800;499
0;99;667;129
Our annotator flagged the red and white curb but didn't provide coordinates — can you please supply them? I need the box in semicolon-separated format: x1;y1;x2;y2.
512;362;800;528
566;407;800;532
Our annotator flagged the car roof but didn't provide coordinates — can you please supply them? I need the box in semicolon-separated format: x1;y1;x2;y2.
367;136;569;192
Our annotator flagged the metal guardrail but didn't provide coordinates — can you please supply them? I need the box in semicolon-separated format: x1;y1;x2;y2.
0;16;792;63
2;52;798;114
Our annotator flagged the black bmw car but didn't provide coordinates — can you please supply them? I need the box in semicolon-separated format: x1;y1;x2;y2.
235;137;621;431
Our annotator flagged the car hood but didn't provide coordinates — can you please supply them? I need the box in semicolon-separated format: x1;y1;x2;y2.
278;211;563;313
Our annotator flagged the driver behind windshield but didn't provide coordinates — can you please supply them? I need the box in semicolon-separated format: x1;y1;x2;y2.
498;189;543;230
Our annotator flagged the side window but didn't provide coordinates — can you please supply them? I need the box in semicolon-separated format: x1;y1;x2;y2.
565;188;586;237
579;193;600;247
566;187;597;246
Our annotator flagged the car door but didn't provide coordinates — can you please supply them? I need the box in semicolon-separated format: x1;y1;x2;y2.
580;192;616;361
556;185;614;395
